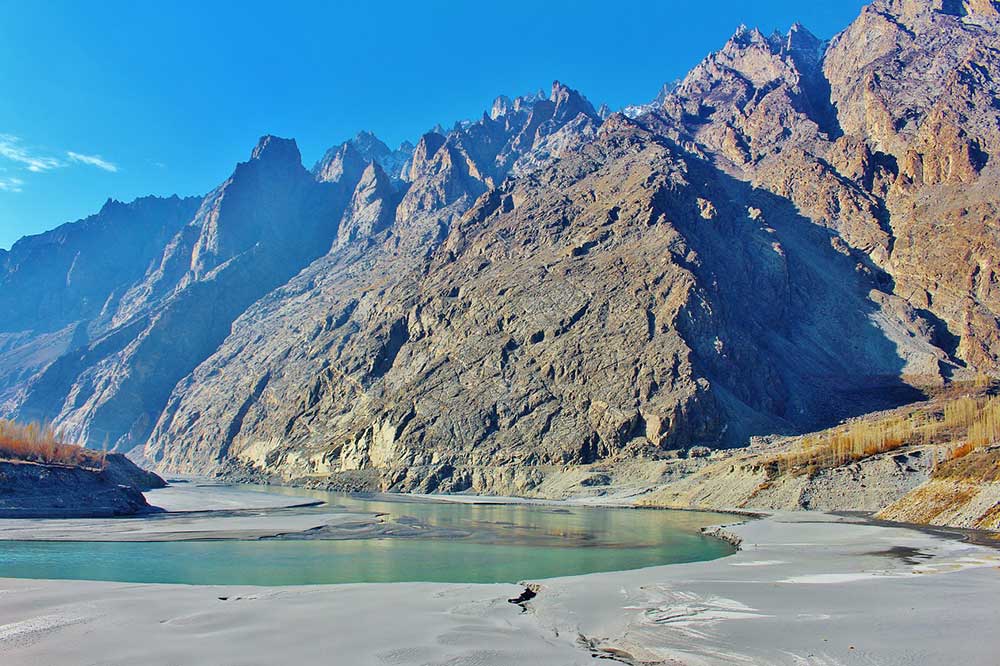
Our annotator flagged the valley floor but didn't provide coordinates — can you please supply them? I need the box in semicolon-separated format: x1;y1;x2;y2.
0;487;998;665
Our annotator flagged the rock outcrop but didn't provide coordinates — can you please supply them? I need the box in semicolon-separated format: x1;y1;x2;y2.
0;453;165;518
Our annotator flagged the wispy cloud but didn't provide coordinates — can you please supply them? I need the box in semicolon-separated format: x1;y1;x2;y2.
0;176;24;192
0;134;64;172
0;134;122;193
67;151;119;173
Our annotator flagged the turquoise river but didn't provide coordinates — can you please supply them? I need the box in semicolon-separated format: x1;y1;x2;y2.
0;487;737;585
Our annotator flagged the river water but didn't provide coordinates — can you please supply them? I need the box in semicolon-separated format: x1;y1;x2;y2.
0;487;736;585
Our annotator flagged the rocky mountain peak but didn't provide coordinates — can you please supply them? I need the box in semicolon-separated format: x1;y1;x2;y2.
347;131;389;161
98;197;123;214
313;141;367;185
660;18;827;135
250;135;301;166
785;22;824;60
549;80;599;122
490;95;514;120
335;160;398;248
358;160;392;193
716;21;826;73
725;24;771;50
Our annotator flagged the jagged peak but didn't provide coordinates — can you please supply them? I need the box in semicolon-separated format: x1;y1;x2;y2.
407;131;448;181
549;80;599;121
488;90;552;121
350;130;392;156
727;24;770;48
313;140;365;183
96;195;192;216
313;130;415;184
703;19;827;78
490;95;514;120
250;135;301;165
721;20;823;56
786;22;822;51
654;81;677;104
99;197;123;213
362;158;388;179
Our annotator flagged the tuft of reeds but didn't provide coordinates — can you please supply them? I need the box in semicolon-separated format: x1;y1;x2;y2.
0;420;106;469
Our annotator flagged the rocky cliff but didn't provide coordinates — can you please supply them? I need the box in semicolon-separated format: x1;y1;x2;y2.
1;0;998;499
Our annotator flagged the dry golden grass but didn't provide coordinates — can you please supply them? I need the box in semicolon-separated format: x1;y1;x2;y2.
768;388;1000;477
770;417;912;476
0;420;106;469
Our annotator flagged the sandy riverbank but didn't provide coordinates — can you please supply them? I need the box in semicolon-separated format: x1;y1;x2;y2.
0;500;998;665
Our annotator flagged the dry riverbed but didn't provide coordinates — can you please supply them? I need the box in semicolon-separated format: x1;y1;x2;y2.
0;486;998;665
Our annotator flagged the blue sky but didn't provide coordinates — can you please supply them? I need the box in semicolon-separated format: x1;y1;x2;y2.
0;0;868;250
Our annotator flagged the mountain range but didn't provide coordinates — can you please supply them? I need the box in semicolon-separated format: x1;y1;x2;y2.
2;0;998;495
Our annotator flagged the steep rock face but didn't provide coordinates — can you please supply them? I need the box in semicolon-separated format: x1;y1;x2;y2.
10;137;349;451
142;83;605;479
641;0;1000;375
335;162;399;248
823;0;1000;371
138;3;1000;491
655;23;894;265
142;113;942;493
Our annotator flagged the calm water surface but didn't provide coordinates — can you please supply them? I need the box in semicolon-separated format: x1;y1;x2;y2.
0;486;736;585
